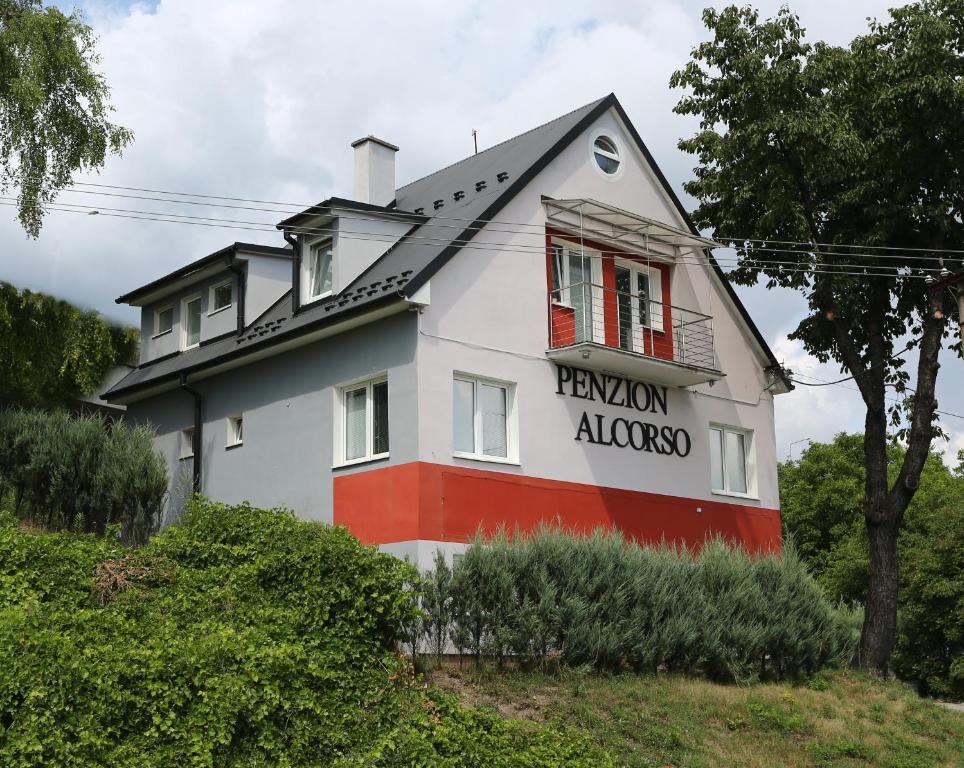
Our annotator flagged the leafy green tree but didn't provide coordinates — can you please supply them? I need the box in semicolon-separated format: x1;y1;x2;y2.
672;1;964;672
781;434;964;695
1;0;132;237
0;281;137;408
894;501;964;698
781;433;964;603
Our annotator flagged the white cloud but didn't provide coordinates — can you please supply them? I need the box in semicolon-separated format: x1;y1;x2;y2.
2;0;960;451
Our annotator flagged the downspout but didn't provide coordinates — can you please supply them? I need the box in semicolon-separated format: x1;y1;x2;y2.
284;231;300;315
225;254;246;334
179;373;202;494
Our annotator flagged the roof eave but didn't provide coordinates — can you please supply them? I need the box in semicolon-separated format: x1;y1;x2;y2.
115;242;292;306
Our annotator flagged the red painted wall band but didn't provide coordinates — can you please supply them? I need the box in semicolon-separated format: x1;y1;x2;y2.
334;461;781;554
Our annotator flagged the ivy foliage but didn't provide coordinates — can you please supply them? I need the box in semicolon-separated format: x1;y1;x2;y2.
0;499;611;767
417;528;857;684
0;0;132;237
0;281;138;409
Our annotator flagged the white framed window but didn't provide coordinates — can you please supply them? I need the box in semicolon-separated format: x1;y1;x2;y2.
335;375;389;466
588;130;624;179
180;427;195;460
307;238;334;301
453;374;517;463
227;414;243;448
154;305;174;337
549;239;604;343
614;259;665;345
209;280;233;315
181;294;202;350
709;425;756;497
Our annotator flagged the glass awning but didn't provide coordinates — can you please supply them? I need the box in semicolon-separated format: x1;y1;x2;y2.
543;197;716;261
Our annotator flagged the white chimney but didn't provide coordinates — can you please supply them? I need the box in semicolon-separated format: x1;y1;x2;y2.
351;135;398;206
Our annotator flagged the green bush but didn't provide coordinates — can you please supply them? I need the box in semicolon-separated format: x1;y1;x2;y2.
0;499;611;767
430;527;856;682
893;502;964;699
0;408;166;543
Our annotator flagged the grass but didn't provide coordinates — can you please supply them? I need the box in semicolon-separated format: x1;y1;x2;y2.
427;665;964;768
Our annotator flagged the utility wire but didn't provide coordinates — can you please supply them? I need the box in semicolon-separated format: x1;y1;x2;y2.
62;180;964;259
791;368;964;422
789;344;916;387
52;185;964;266
1;197;941;279
0;200;933;281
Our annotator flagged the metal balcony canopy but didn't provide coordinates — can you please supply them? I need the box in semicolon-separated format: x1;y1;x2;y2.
543;197;717;261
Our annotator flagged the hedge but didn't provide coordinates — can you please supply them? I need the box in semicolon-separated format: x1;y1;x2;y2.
0;408;166;543
415;527;858;683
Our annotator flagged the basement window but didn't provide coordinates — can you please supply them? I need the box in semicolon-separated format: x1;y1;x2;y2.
227;414;243;448
336;376;389;466
180;427;195;460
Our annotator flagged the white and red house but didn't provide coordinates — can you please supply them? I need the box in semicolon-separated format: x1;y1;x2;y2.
105;94;791;567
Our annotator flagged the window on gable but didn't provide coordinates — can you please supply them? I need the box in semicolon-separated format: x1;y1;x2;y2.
182;295;201;349
453;374;516;462
308;239;333;300
709;425;753;496
155;306;174;336
592;135;621;175
210;280;233;314
337;376;389;465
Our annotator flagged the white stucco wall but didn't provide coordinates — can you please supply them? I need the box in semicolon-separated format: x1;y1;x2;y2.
413;106;780;510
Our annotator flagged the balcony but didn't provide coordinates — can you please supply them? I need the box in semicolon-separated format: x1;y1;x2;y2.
547;282;723;387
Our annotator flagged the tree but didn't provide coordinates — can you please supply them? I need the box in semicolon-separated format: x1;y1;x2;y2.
0;0;132;237
672;2;963;671
780;435;964;695
0;281;137;408
780;433;964;604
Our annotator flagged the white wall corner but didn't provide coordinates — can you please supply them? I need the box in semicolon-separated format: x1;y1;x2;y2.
408;281;430;306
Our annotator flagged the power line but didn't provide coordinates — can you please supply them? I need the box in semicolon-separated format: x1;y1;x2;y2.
62;180;964;260
789;344;916;387
790;369;964;422
0;199;937;280
54;184;962;265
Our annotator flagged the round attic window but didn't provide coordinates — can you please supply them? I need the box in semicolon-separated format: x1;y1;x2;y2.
592;135;621;176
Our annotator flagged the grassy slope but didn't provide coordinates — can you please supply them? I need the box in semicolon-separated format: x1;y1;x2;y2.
429;667;963;768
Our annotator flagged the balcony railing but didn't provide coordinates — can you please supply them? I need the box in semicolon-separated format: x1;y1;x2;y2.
548;282;718;372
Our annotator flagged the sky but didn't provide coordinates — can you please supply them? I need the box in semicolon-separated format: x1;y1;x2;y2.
3;0;962;465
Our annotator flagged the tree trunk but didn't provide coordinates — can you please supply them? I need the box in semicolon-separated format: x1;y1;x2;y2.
861;513;899;672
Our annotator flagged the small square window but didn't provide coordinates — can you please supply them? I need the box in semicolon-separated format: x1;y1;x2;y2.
227;415;243;447
155;306;174;336
180;427;195;460
210;281;233;314
336;376;389;465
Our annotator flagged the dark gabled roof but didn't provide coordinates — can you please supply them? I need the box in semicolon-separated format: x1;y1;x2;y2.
106;93;789;399
116;242;292;305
